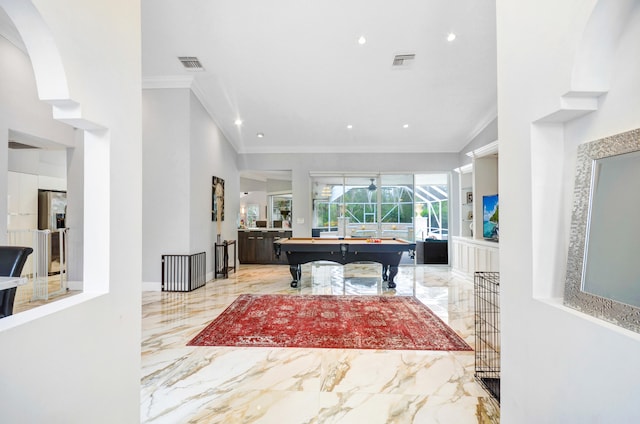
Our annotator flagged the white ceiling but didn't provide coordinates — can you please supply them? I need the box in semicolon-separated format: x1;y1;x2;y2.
142;0;497;155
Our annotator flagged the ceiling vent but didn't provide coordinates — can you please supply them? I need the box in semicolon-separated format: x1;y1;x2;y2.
392;53;416;67
178;56;205;71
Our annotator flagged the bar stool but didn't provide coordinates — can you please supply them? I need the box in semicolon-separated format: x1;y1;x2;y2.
0;246;34;318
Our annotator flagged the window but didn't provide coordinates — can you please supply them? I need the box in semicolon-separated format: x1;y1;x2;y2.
269;194;292;228
311;173;449;241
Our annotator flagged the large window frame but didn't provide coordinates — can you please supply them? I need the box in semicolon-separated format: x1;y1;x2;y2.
311;173;449;241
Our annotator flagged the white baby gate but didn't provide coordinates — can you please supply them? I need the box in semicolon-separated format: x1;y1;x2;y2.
7;228;69;301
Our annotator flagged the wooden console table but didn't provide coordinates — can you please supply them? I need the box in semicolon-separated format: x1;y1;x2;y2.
214;239;236;279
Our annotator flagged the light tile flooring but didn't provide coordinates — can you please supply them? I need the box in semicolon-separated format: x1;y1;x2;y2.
141;263;500;423
13;274;78;314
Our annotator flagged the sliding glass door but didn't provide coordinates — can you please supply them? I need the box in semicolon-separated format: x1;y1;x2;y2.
311;173;449;242
343;175;378;238
379;174;414;240
413;174;449;240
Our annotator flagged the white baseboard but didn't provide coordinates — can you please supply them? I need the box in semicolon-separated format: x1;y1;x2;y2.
62;280;164;292
67;280;83;291
142;281;162;292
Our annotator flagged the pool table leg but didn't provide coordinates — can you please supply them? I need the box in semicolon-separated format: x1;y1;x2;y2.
381;265;389;281
289;264;301;288
387;265;398;289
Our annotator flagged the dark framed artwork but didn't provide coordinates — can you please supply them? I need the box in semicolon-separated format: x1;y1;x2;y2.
212;176;225;221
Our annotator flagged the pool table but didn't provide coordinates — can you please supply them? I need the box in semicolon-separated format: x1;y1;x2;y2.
273;237;416;288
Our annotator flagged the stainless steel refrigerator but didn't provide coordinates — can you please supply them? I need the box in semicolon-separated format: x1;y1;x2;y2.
38;190;67;274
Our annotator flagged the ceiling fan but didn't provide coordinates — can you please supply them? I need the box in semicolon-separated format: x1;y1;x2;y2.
368;178;377;191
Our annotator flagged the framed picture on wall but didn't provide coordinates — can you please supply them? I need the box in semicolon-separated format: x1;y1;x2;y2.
212;176;225;221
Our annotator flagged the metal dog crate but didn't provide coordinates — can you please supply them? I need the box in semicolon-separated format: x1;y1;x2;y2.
474;271;500;402
161;252;206;292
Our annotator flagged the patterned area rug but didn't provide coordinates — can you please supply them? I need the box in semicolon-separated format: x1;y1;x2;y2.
188;294;472;351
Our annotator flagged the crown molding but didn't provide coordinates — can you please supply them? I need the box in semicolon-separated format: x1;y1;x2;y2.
141;75;241;153
465;140;499;158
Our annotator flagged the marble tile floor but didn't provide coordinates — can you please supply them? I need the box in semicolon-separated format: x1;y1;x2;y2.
141;263;500;424
13;275;79;314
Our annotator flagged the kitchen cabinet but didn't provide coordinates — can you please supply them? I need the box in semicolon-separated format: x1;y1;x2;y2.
238;230;291;264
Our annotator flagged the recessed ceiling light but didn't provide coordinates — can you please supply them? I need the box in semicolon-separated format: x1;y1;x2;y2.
358;36;366;45
234;119;243;126
403;124;409;128
447;32;456;42
347;124;353;129
256;132;264;138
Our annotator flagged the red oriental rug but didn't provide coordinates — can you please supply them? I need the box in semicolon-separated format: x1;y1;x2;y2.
188;294;472;351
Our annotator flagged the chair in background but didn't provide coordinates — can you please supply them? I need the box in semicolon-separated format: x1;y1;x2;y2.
0;246;34;318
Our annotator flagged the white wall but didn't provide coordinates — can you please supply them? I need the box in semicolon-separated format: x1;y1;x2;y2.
0;36;73;144
142;88;191;283
498;0;640;421
188;91;239;274
66;130;84;283
240;176;267;192
8;149;66;178
142;88;239;285
266;178;292;193
0;1;141;422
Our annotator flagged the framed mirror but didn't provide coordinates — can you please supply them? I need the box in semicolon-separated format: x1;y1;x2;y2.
565;128;640;333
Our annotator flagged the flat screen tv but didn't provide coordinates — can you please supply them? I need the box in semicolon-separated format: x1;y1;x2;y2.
482;194;499;241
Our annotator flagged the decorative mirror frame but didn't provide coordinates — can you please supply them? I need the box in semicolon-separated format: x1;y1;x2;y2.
564;128;640;333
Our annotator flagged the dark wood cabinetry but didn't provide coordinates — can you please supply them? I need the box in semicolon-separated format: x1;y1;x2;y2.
238;231;255;264
238;230;291;264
